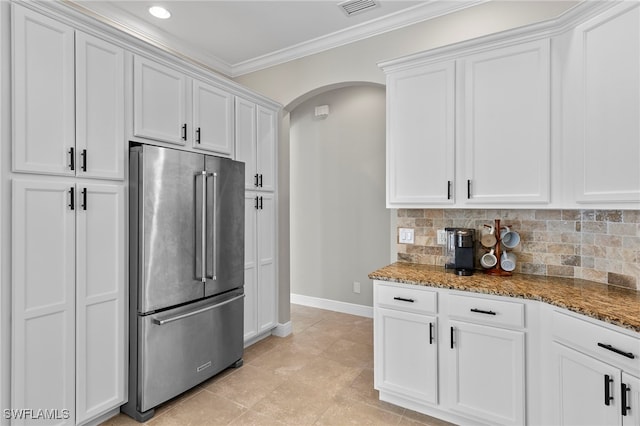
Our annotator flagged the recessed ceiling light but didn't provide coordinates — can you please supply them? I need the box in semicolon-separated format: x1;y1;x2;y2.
149;6;171;19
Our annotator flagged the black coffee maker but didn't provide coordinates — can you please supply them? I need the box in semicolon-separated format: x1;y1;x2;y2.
444;228;475;276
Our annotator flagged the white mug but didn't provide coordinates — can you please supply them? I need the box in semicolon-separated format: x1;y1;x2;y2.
481;225;497;248
500;226;521;249
501;251;517;272
480;248;497;268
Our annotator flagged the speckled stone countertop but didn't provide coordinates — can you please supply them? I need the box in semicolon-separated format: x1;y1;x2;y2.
369;262;640;333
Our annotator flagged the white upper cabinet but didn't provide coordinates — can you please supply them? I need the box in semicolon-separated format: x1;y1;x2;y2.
134;56;188;146
133;55;236;156
563;2;640;206
76;32;125;180
386;62;456;207
12;6;124;180
460;39;551;205
192;80;234;155
382;38;551;208
236;98;277;192
12;6;75;176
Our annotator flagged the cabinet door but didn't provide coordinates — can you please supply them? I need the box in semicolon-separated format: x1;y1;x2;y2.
76;32;124;180
386;62;455;206
552;342;619;426
461;39;550;204
448;320;525;425
133;56;187;145
235;98;257;190
257;193;276;333
256;106;276;192
12;179;76;425
622;373;640;426
193;80;234;155
76;184;125;423
243;193;258;342
567;3;640;204
12;5;75;176
374;307;438;404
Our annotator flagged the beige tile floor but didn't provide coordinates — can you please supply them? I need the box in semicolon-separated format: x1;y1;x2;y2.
102;304;453;426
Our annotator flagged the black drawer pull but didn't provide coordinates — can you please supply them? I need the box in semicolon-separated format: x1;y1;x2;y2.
393;296;414;303
598;343;635;359
470;308;497;316
447;180;451;199
604;375;614;406
429;322;434;344
622;383;631;416
467;179;471;199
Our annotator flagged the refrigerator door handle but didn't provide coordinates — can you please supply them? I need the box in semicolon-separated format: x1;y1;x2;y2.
195;171;207;283
205;172;218;281
151;294;245;325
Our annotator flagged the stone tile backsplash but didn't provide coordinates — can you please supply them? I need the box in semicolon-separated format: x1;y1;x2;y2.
396;209;640;291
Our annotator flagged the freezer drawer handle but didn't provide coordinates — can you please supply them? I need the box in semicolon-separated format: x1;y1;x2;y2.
151;294;245;326
597;342;635;359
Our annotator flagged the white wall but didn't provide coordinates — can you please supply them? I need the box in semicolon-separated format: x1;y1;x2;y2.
290;85;389;307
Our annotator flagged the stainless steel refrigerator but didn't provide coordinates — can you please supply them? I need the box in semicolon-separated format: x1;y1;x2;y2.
122;144;245;422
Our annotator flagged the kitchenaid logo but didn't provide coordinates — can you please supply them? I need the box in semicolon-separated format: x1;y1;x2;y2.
3;408;70;420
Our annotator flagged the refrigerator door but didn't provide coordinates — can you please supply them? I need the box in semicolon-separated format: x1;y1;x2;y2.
138;289;244;412
204;156;245;297
133;145;205;313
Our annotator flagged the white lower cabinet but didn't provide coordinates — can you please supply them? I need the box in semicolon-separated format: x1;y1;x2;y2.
243;192;276;342
12;178;125;425
447;320;525;425
375;307;438;405
549;309;640;426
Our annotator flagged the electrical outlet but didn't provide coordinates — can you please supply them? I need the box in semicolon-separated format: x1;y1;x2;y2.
437;229;447;245
353;281;361;294
399;228;414;244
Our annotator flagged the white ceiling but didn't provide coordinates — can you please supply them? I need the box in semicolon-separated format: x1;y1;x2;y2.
66;0;484;76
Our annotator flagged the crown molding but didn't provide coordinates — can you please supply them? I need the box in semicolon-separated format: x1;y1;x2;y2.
230;0;486;77
378;0;616;73
62;0;486;78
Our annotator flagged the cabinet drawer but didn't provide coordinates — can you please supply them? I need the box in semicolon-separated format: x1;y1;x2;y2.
375;282;437;315
552;310;640;376
447;293;525;329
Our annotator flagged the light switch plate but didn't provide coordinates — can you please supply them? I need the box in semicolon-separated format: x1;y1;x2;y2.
399;228;414;244
437;229;447;245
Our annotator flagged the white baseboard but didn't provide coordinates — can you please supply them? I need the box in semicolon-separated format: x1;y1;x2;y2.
290;294;373;318
272;321;292;337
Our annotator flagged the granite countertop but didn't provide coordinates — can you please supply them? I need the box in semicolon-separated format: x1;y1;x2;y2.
369;262;640;333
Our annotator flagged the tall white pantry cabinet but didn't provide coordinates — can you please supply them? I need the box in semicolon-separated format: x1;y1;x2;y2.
10;4;126;425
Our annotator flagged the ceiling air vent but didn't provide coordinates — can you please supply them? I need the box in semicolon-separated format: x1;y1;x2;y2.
338;0;379;17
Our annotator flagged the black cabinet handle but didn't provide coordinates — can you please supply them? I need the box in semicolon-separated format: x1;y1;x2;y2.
68;147;75;171
81;149;87;172
68;187;75;210
450;326;455;349
254;174;259;187
254;196;259;210
259;174;263;188
470;308;497;316
81;188;87;210
259;196;264;210
467;179;471;199
182;124;187;141
447;181;451;200
196;127;201;144
429;322;434;345
622;383;631;416
393;297;414;303
604;375;614;406
598;343;635;359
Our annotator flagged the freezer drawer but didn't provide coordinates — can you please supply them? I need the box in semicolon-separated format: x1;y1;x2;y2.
137;290;244;412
